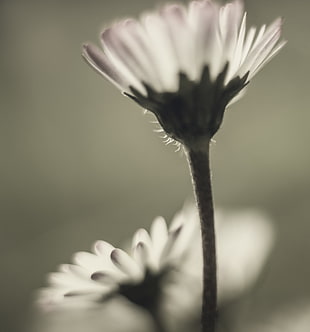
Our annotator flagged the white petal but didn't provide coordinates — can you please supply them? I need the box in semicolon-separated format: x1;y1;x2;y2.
219;0;244;62
226;12;247;81
110;248;143;280
239;18;283;77
168;205;199;259
240;26;257;64
82;44;129;92
73;251;112;272
132;228;152;248
101;22;153;89
150;216;168;255
131;228;154;267
133;242;150;268
194;2;223;80
251;24;267;51
93;240;115;256
248;31;285;79
101;26;147;96
119;19;163;91
249;39;287;78
159;226;182;265
91;270;124;284
58;264;89;280
189;1;213;78
141;13;179;92
161;4;196;80
47;272;103;293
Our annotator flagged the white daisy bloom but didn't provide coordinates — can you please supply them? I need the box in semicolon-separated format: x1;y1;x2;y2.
38;205;274;316
83;0;285;145
37;206;197;311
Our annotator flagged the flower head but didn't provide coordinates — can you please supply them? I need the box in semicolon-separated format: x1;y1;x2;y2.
36;205;275;332
37;206;197;311
37;205;274;313
83;0;285;147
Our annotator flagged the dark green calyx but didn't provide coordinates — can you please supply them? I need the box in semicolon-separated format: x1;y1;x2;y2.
125;64;249;148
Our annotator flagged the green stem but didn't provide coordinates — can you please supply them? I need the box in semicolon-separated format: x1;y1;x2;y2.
186;143;217;332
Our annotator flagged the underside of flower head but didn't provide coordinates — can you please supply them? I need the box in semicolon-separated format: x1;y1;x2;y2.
126;63;249;145
83;0;285;146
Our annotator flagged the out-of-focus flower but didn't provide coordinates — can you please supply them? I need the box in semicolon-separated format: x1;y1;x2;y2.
36;205;275;332
83;0;285;145
37;206;197;312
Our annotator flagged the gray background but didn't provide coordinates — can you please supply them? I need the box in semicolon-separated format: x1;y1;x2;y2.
1;0;309;331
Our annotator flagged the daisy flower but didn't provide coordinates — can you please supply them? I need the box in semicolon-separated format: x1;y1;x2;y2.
82;5;285;328
37;205;197;312
83;0;285;146
36;205;275;332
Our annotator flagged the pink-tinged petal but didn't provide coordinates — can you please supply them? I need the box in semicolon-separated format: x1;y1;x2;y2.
189;0;223;80
219;0;244;64
101;23;154;91
239;18;283;77
253;18;283;49
161;4;196;80
249;38;287;79
252;30;282;67
240;26;257;64
247;18;282;58
141;12;179;91
83;0;284;108
251;24;267;51
119;19;163;90
189;2;219;47
82;43;129;92
101;26;148;96
226;12;247;81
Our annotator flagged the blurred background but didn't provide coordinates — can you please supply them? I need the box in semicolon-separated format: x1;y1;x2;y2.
1;0;309;331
